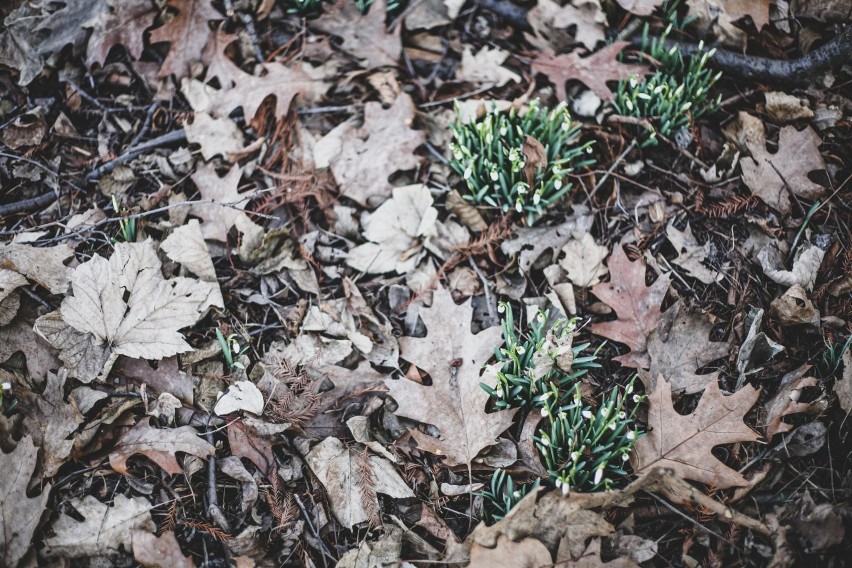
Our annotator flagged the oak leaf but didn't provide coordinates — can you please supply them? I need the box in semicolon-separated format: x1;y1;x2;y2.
35;0;108;59
109;417;215;476
740;119;826;215
531;41;647;101
763;366;820;439
528;0;607;51
314;93;425;207
189;163;248;242
149;0;221;79
456;46;521;88
666;222;721;285
43;494;154;558
386;287;516;467
632;374;761;488
591;246;670;368
86;0;157;67
310;0;400;69
0;436;49;568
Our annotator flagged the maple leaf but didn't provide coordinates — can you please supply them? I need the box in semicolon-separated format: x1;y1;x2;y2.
645;301;729;395
189;163;248;241
35;240;218;382
531;41;648;101
314;93;425;207
305;437;414;528
149;0;221;79
591;246;670;368
1;436;49;568
43;494;154;559
386;287;516;467
632;374;761;488
109;417;215;475
740;120;826;215
86;0;157;67
0;242;74;294
310;0;401;69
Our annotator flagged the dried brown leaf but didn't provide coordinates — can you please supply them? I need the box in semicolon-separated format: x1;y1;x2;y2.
591;246;670;368
149;0;221;79
468;535;552;568
131;530;195;568
1;436;49;568
632;374;761;488
109;417;215;476
86;0;157;67
310;0;400;69
189;163;248;242
764;366;820;439
531;42;647;101
387;288;516;467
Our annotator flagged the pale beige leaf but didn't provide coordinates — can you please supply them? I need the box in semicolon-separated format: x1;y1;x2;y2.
214;381;265;416
109;417;215;476
161;219;224;309
645;302;729;395
1;436;49;568
319;94;425;207
837;350;852;414
305;437;414;528
764;366;820;438
468;535;552;568
632;374;761;488
310;0;400;69
0;268;27;325
184;113;245;161
591;247;670;368
189;163;248;242
532;42;648;101
559;233;608;287
347;184;438;274
132;530;195;568
764;91;813;121
456;46;520;88
769;284;820;326
528;0;606;51
687;0;772;29
0;242;73;294
757;241;825;291
740;120;825;215
43;494;154;558
149;0;221;79
33;311;110;383
387;288;516;466
666;222;721;284
501;208;593;274
0;291;20;327
616;0;664;15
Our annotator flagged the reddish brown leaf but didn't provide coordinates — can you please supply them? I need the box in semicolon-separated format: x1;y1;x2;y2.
531;42;647;101
763;366;820;439
310;0;400;69
86;0;157;67
632;374;761;488
109;417;214;476
591;246;670;368
149;0;221;79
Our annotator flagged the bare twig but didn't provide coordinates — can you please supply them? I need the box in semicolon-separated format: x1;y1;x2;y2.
0;192;57;217
205;426;231;533
87;129;187;181
293;492;335;567
128;102;160;148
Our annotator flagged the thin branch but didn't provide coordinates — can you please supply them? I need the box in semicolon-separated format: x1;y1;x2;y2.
87;129;187;181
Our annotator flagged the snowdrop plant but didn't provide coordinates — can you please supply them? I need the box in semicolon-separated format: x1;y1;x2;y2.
480;303;643;521
449;100;595;225
613;25;722;147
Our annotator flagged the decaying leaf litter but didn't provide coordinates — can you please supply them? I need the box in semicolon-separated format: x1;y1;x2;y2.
1;0;851;565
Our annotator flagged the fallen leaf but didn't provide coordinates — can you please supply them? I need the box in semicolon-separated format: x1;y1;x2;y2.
336;526;405;567
86;0;157;67
558;537;640;567
132;530;195;568
527;0;607;51
740;118;826;215
758;241;825;291
769;284;820;326
764;91;814;121
468;535;553;568
0;269;27;325
559;233;609;288
161;219;224;309
735;307;784;385
836;350;852;414
645;302;729;395
606;533;657;564
687;0;772;29
149;0;221;79
532;42;647;101
0;242;74;294
305;437;414;528
0;4;45;86
0;436;50;568
33;311;109;383
214;381;265;416
666;222;721;285
109;417;215;476
37;240;217;381
632;374;761;488
347;184;438;274
184;113;246;161
16;369;84;478
315;93;425;207
591;246;670;368
311;0;401;69
43;494;155;558
764;366;820;438
456;46;521;88
616;0;665;15
189;163;248;242
387;288;516;467
218;456;259;514
34;0;108;59
501;208;593;274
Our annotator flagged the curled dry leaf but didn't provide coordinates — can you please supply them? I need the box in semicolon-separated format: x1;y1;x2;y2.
188;163;248;242
769;284;820;326
836;350;852;414
616;0;665;16
501;207;593;274
591;246;670;368
109;417;215;476
633;373;761;488
0;242;74;294
387;288;516;467
666;221;722;285
764;366;820;439
0;436;49;568
214;381;265;416
758;241;825;291
161;219;224;310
